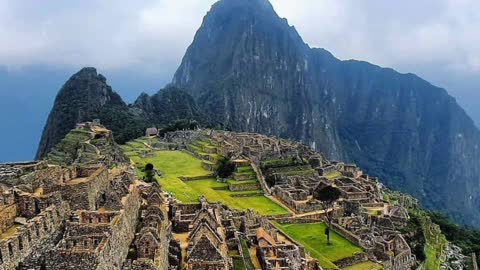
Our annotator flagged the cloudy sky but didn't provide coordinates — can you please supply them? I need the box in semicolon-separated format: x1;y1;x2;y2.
0;0;479;161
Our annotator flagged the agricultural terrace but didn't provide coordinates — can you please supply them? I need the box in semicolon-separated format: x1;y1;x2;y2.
122;138;288;216
274;222;373;270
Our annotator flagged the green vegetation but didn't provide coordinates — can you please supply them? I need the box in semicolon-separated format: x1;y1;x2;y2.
122;145;288;215
274;222;363;269
216;157;236;178
158;119;199;136
313;185;342;245
399;209;447;270
185;179;287;215
325;171;341;180
227;179;258;185
233;258;246;270
236;166;255;174
429;212;480;265
240;239;256;270
387;190;449;269
128;150;210;202
342;262;383;270
46;129;93;165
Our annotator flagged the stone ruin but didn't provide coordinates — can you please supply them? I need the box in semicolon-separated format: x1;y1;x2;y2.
159;129;417;270
0;124;175;270
0;126;421;269
169;199;318;270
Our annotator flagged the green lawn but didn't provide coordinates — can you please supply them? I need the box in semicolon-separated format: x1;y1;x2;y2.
343;262;383;270
126;150;210;202
274;223;363;269
325;171;341;180
185;179;287;215
124;149;288;215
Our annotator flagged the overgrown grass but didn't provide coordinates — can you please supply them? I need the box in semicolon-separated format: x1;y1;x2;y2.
274;222;363;269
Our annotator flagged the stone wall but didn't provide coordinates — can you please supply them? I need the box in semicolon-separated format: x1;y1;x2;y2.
95;184;141;270
59;167;110;210
179;174;214;182
45;184;141;270
330;223;362;247
16;191;64;219
333;252;367;268
0;202;69;270
0;204;16;234
228;183;260;192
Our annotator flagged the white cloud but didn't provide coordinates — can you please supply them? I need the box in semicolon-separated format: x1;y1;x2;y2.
271;0;480;74
0;0;479;77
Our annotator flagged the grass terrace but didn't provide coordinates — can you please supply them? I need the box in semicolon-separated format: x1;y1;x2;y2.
122;142;288;215
325;171;341;180
343;262;383;270
274;222;364;269
126;150;210;203
185;178;287;215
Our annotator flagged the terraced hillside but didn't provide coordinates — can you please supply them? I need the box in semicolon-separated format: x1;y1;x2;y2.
122;137;289;216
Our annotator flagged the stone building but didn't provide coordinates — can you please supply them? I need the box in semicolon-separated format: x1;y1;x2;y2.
256;227;310;270
146;128;159;137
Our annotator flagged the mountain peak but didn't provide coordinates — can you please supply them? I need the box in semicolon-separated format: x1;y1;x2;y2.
71;67;107;83
213;0;274;10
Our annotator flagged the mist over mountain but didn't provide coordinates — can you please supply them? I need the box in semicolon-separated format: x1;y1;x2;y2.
33;0;480;228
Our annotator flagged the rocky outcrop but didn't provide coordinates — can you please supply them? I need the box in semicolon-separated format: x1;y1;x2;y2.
37;72;205;161
172;0;480;227
133;86;206;126
36;67;147;159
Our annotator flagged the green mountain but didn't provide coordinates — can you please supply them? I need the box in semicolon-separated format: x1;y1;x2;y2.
172;0;480;227
36;69;203;160
37;0;480;228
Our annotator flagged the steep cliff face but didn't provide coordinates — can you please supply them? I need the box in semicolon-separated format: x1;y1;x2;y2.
133;86;206;126
173;0;480;226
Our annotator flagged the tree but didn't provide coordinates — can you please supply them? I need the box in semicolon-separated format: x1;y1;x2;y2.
215;157;235;179
313;184;341;245
144;163;155;183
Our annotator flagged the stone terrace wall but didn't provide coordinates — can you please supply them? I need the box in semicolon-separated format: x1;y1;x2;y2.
0;202;69;270
59;167;110;210
0;204;16;234
46;184;141;270
95;185;141;269
334;253;367;268
330;223;362;247
229;183;260;192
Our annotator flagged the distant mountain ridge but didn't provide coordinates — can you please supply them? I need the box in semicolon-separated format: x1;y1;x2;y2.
37;0;480;227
